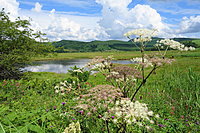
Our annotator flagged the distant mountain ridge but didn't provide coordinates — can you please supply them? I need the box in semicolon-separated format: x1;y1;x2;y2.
52;38;200;52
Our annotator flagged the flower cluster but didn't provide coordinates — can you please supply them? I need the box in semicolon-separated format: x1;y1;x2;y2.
107;66;141;80
63;121;81;133
72;69;83;73
131;55;175;68
131;57;153;67
75;85;123;115
87;56;113;72
124;29;157;38
54;80;75;95
68;66;91;83
156;39;195;51
134;37;152;43
103;98;159;129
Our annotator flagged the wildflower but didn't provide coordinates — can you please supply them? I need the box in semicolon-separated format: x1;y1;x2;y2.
170;112;175;115
158;124;165;128
87;112;91;116
62;102;66;105
63;121;81;133
98;115;102;118
78;110;84;115
146;126;151;130
75;85;123;115
131;57;153;67
157;39;195;51
73;69;83;73
148;111;153;116
155;114;160;118
124;29;157;37
113;119;117;124
150;120;154;124
105;98;160;127
171;106;175;110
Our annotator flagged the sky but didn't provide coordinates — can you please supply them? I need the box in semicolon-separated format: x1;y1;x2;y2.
0;0;200;41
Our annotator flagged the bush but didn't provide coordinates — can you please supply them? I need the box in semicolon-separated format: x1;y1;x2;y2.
0;9;53;80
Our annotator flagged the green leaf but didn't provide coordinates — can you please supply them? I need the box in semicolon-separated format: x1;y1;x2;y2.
6;112;17;122
28;124;44;133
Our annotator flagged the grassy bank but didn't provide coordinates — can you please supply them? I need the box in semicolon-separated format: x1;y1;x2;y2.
1;50;200;132
33;49;200;61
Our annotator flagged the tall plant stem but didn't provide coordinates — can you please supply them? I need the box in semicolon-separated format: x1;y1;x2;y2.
141;45;145;82
131;66;157;101
105;120;110;133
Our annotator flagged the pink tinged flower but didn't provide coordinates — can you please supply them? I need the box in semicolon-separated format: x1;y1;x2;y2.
98;115;102;118
92;107;97;112
78;110;84;115
158;124;165;128
87;112;91;116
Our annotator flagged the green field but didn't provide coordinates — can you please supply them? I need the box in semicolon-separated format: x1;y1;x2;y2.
1;50;200;133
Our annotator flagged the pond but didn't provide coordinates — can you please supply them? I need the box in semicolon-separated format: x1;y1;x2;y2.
24;59;133;73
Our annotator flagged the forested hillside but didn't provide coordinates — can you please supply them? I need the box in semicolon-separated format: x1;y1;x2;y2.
52;38;200;52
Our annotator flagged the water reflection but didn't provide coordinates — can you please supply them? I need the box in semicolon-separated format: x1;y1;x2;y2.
24;59;133;73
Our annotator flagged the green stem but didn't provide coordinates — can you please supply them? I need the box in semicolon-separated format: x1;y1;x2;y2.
131;66;157;101
141;43;145;82
105;120;110;133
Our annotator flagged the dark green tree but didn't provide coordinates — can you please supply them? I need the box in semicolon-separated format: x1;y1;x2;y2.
0;9;53;79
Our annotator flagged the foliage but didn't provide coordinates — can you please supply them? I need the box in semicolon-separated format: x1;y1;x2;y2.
0;53;200;132
180;40;199;48
0;9;54;80
68;66;90;83
51;37;200;53
0;24;200;132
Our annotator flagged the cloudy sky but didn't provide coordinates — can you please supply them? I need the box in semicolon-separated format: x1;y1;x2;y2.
1;0;200;41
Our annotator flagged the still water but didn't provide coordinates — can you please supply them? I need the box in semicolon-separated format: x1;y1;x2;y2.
24;59;133;73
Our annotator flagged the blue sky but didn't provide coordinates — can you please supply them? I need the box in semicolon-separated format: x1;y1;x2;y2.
1;0;200;41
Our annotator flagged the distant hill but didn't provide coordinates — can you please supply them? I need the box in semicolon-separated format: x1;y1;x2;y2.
52;38;200;52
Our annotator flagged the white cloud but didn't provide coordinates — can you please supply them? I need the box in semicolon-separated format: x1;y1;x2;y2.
176;16;200;34
31;2;42;12
1;0;200;41
96;0;169;39
44;15;108;41
0;0;19;19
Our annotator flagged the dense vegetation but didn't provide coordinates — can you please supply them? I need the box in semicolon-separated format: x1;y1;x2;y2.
0;9;54;80
52;38;200;52
0;50;200;132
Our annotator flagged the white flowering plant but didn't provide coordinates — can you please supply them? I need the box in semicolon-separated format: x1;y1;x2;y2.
101;98;160;132
86;56;113;73
54;78;77;96
123;28;195;100
63;121;81;133
155;39;195;57
68;66;91;89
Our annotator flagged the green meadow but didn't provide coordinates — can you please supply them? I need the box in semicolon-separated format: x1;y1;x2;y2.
1;49;200;133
